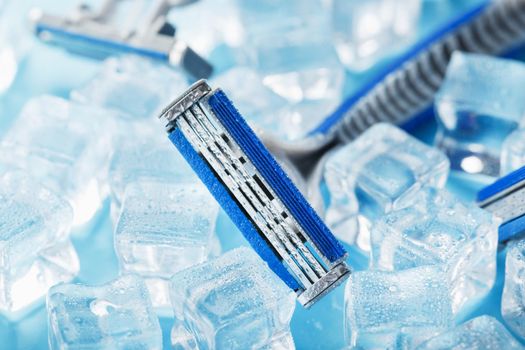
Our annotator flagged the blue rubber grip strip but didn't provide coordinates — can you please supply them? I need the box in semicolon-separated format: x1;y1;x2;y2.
477;165;525;203
168;127;300;290
35;23;168;61
208;90;347;263
499;213;525;242
309;0;490;136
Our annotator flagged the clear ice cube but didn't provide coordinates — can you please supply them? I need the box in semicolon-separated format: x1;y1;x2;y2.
416;315;525;350
330;0;421;71
435;52;525;177
502;239;525;339
324;123;449;252
166;0;243;55
47;275;162;350
71;55;188;120
344;266;453;349
0;0;36;95
170;247;296;350
213;66;313;140
235;0;344;140
0;172;79;318
0;95;115;225
107;121;196;217
501;128;525;175
115;180;219;309
370;187;499;314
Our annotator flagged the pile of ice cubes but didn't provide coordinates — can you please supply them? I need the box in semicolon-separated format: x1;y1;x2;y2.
322;120;519;348
1;0;525;349
320;51;525;348
0;51;300;348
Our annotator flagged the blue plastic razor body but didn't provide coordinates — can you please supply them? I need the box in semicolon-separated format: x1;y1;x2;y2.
478;165;525;242
161;80;350;308
310;0;525;141
34;23;169;61
32;9;213;79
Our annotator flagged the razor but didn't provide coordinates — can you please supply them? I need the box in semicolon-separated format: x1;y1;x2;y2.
259;0;525;213
159;80;351;308
30;0;212;79
477;165;525;242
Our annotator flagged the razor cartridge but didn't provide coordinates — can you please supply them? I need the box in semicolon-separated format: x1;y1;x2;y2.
477;165;525;242
30;0;212;79
159;80;350;308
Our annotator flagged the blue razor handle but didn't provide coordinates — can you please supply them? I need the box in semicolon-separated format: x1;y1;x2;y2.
159;80;350;308
30;3;212;80
478;165;525;242
311;0;525;141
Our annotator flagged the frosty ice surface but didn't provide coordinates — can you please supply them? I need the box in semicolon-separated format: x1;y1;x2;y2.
370;187;499;313
47;275;162;350
435;52;525;176
324;123;449;252
115;180;219;309
416;315;524;350
330;0;421;71
0;172;78;318
170;247;296;349
344;266;453;349
235;0;344;140
502;239;525;339
212;67;291;138
501;128;525;175
0;95;114;225
71;55;188;120
107;122;196;216
0;0;36;94
166;0;243;55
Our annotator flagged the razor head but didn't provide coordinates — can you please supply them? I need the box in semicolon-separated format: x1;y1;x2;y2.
477;165;525;242
159;80;350;308
30;1;212;79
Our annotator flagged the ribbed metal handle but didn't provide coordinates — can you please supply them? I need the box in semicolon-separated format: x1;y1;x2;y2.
335;0;525;142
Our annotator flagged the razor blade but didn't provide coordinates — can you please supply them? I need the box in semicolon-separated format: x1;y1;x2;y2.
30;0;212;79
159;80;350;308
477;165;525;242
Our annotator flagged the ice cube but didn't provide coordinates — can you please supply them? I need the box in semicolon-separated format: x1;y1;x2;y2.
169;247;296;349
0;95;115;225
71;55;188;120
501;128;525;175
344;266;453;349
323;123;449;252
330;0;421;71
115;180;219;309
47;275;162;350
0;0;36;94
370;187;499;314
416;315;524;350
0;172;79;318
213;66;309;140
502;239;525;339
0;33;19;95
213;67;287;122
107;122;196;218
435;52;525;177
235;0;344;140
166;0;243;55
